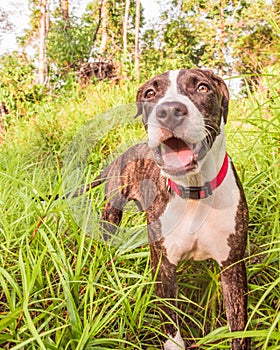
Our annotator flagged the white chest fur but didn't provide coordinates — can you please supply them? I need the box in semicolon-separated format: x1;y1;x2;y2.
161;165;240;266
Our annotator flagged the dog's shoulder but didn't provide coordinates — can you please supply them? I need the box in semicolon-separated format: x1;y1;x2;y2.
102;142;155;178
102;143;171;215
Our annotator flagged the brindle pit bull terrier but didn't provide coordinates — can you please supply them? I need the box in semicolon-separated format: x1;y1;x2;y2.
82;69;249;349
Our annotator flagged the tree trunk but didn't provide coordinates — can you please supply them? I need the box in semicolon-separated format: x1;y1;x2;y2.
38;0;48;85
134;0;140;82
99;0;109;55
60;0;69;20
217;0;227;76
123;0;130;52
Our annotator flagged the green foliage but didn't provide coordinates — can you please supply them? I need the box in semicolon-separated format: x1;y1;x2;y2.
141;1;205;75
0;53;47;117
107;0;141;50
141;0;280;78
232;3;279;79
47;17;96;73
141;13;204;75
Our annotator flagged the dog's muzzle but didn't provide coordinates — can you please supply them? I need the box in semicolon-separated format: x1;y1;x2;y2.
150;102;207;177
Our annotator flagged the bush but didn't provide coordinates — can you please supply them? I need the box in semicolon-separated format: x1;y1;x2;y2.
0;53;47;118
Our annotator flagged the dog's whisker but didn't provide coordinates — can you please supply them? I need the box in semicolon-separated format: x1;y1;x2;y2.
202;127;217;149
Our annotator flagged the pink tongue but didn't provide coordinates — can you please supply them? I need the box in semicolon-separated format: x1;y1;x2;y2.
162;138;194;168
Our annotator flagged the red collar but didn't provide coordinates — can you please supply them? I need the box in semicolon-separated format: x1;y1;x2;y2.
167;153;229;200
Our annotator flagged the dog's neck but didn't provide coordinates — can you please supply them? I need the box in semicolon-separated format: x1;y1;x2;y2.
169;131;227;188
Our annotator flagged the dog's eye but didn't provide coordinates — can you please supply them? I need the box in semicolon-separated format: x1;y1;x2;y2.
144;89;156;99
197;84;209;93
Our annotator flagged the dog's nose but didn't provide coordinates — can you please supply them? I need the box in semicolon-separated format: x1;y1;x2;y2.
156;102;187;128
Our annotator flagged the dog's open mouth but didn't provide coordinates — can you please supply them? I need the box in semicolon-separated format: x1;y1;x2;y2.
155;137;198;176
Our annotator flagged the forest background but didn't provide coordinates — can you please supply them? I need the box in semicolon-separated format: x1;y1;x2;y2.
0;1;279;349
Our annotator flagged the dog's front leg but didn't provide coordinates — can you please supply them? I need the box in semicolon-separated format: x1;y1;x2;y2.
220;193;250;350
221;259;250;350
149;238;185;350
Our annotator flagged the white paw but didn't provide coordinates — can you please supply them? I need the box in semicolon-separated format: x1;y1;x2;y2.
163;331;185;350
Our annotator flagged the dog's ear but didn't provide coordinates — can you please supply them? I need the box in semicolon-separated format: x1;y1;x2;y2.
211;72;229;124
134;102;142;118
213;74;229;124
134;89;143;118
202;70;230;124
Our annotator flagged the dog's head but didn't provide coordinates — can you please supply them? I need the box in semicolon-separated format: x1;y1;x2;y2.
135;68;229;179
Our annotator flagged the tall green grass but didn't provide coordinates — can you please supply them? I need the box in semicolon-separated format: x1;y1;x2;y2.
0;71;279;349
